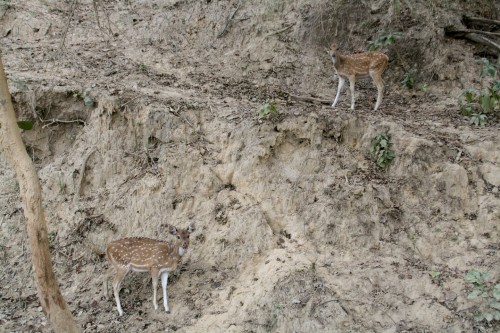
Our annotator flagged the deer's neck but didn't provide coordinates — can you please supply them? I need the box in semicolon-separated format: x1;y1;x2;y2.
174;240;187;257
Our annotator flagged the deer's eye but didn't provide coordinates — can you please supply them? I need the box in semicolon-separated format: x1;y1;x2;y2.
177;235;181;239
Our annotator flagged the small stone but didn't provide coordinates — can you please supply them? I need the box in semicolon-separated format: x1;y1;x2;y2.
84;96;94;107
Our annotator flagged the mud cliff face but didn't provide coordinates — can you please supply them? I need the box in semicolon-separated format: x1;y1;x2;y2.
1;0;500;332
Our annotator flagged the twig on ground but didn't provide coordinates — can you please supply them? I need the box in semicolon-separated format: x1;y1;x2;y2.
266;23;296;37
59;0;79;53
73;149;97;203
41;118;87;128
217;1;242;38
289;94;331;105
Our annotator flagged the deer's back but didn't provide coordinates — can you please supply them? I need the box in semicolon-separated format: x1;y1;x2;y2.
107;237;177;269
336;52;388;77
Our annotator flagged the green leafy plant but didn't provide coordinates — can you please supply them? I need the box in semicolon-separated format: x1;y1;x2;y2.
16;120;33;130
258;100;278;120
138;63;148;74
480;58;497;78
464;269;500;323
458;58;500;126
48;231;57;250
14;79;28;92
241;63;249;76
368;32;402;51
470;113;487;127
57;174;66;195
458;88;479;116
0;0;11;9
370;133;395;169
401;68;416;89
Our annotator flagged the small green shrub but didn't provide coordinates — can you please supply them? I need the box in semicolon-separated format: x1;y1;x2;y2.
464;269;500;323
458;88;479;116
470;113;487;127
48;231;57;250
0;0;11;9
368;32;402;51
370;133;395;169
257;100;278;120
401;68;416;89
16;121;33;130
480;58;497;78
458;58;500;126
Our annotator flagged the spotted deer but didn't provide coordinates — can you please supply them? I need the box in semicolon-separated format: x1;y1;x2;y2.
328;44;389;111
106;223;195;316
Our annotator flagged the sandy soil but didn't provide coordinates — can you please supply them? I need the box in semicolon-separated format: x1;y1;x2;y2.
0;1;499;332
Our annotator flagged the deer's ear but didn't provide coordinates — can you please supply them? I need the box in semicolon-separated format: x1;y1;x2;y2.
187;223;196;234
169;225;178;235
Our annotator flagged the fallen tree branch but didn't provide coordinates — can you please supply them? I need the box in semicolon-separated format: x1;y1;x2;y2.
289;94;331;105
41;118;87;128
266;23;296;37
445;28;500;54
462;33;500;53
445;27;500;38
463;15;500;28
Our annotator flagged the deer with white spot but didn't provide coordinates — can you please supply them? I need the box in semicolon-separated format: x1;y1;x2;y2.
106;223;195;316
328;44;389;111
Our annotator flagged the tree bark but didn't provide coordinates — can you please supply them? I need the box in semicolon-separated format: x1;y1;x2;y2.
0;55;80;332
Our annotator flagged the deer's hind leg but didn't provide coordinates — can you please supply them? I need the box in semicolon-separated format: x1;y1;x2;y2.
112;266;130;316
370;70;384;111
151;268;160;311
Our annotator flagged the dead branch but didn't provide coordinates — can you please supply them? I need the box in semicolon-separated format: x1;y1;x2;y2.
463;15;500;28
463;33;500;53
41;118;87;128
266;23;296;37
217;1;242;38
59;0;79;53
445;28;500;38
445;27;500;54
289;94;331;105
93;0;114;37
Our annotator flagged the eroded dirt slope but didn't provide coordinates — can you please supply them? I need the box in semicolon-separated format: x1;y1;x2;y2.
1;1;499;332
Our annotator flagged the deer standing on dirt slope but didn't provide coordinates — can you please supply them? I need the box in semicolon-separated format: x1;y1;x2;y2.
328;44;389;111
106;223;195;316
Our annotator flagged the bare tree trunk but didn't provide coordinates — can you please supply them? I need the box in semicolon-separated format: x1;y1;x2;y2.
0;55;80;332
